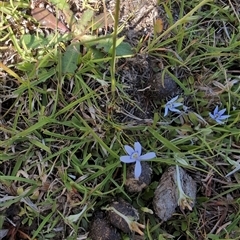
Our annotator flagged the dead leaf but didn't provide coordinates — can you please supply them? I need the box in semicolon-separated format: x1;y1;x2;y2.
154;18;164;34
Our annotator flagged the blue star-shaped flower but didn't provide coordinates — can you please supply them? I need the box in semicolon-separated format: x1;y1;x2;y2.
120;142;156;179
209;106;230;124
164;95;183;116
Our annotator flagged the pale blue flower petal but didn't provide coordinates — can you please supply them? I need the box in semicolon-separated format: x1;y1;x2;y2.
120;156;136;163
134;142;142;156
219;115;230;120
124;145;134;155
140;152;156;160
164;106;169;116
209;112;215;119
164;96;182;116
172;102;183;107
168;95;179;103
169;108;181;113
213;105;219;115
215;119;224;124
120;142;156;179
209;106;230;124
134;160;142;179
218;108;226;116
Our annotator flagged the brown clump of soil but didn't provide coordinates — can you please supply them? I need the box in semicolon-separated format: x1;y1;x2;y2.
146;72;179;100
125;161;152;193
107;198;144;235
153;166;197;221
88;211;121;240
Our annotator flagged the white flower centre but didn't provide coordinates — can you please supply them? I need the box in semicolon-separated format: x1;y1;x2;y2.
131;152;139;160
168;103;173;108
